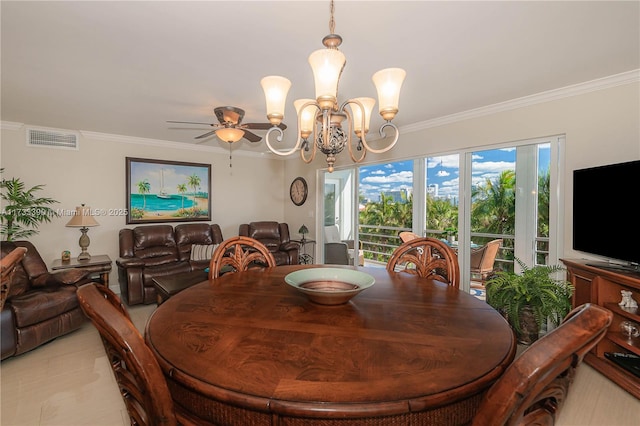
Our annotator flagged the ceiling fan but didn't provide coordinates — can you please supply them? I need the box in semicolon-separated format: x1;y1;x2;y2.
167;106;286;143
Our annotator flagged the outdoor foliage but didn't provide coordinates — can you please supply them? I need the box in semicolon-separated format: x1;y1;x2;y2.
357;166;550;266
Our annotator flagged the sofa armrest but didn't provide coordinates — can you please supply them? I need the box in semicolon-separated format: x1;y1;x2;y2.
116;257;145;269
31;269;91;287
280;242;300;252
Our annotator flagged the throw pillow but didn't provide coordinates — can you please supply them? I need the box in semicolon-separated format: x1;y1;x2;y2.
190;244;217;261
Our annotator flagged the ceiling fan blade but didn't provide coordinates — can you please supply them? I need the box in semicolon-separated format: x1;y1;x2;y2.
242;123;273;130
167;120;216;126
195;130;217;139
242;130;262;143
243;122;288;130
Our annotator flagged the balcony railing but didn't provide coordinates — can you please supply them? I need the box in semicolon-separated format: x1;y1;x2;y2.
358;224;550;272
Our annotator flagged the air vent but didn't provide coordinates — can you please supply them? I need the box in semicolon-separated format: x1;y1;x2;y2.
26;127;79;150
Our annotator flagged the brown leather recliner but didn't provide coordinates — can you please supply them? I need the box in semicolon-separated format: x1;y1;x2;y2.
238;221;299;266
116;223;224;305
1;241;94;360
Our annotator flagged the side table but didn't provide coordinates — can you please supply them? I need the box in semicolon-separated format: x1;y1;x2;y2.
292;239;316;264
51;254;112;286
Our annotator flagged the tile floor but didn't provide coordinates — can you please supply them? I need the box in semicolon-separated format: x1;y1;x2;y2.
2;302;639;426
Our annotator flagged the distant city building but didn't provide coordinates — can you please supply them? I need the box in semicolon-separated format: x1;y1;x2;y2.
379;189;411;203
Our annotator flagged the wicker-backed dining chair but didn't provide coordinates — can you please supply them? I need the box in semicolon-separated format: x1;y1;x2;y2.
77;283;200;426
398;231;421;243
472;303;612;426
208;236;276;279
470;238;503;288
387;237;460;287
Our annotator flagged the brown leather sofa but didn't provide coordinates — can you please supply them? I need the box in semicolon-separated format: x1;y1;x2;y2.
238;221;299;266
116;223;224;305
1;241;93;360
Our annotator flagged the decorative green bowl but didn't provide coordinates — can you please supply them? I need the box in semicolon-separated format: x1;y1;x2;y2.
285;268;375;305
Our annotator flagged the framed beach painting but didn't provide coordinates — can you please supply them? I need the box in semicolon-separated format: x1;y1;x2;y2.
125;157;211;224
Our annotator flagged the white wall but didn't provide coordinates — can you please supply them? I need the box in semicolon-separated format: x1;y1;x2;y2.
283;81;640;262
1;130;286;273
3;80;639;284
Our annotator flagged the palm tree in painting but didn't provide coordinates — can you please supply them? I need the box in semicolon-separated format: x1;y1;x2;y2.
187;174;201;212
177;183;188;212
137;179;151;210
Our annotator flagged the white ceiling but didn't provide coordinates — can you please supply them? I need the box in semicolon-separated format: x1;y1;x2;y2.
2;1;639;155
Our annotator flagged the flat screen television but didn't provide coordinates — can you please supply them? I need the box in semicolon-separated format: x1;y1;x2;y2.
573;159;640;273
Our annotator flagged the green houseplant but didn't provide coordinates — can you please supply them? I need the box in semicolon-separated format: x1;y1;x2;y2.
486;257;573;344
1;169;58;241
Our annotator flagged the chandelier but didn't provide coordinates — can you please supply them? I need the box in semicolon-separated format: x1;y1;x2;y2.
260;0;406;172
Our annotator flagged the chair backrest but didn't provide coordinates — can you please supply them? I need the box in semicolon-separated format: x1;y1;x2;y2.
386;237;460;287
324;225;341;243
208;236;276;279
398;231;420;243
93;283;132;321
324;242;351;265
472;303;613;426
77;284;178;426
470;239;503;272
1;246;27;310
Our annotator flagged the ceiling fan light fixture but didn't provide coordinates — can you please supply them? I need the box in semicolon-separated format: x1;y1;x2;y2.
215;127;244;143
260;0;406;172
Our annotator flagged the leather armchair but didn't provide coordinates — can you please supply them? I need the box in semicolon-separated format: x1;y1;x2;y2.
117;223;224;305
1;241;93;360
238;221;299;266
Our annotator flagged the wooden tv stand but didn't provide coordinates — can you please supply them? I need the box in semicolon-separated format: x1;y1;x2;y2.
561;258;640;399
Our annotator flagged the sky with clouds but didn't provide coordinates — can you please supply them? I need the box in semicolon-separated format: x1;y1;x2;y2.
359;145;550;202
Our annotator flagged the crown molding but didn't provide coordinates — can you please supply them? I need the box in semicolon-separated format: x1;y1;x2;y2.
79;130;276;159
4;70;638;149
400;69;640;134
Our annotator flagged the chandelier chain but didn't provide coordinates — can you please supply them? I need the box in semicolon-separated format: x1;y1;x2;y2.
329;0;335;34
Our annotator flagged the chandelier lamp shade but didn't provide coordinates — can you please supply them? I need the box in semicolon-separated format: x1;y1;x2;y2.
260;0;406;172
65;204;99;261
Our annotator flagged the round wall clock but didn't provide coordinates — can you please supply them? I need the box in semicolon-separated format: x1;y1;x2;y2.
289;177;308;206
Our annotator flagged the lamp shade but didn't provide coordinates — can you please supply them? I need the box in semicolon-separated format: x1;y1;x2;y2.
308;48;346;109
372;68;406;121
215;128;245;143
261;75;291;125
298;224;309;235
65;206;99;227
294;99;317;139
348;97;375;137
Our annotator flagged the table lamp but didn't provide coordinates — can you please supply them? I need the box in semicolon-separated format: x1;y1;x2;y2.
298;224;309;242
66;204;99;261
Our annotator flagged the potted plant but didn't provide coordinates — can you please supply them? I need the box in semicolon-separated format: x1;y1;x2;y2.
443;227;457;244
1;169;58;241
486;257;574;345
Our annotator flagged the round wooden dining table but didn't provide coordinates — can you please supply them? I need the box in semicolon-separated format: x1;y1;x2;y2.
145;265;516;426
